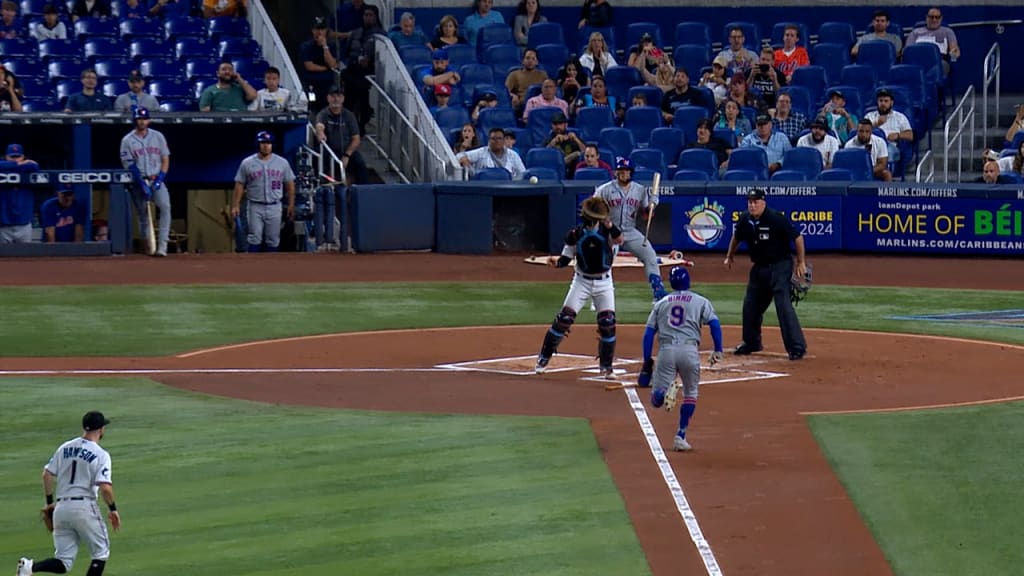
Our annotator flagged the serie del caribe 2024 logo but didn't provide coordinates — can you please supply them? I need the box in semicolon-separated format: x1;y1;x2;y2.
684;197;726;247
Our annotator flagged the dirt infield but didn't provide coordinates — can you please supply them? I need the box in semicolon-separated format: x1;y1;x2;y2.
2;253;1021;576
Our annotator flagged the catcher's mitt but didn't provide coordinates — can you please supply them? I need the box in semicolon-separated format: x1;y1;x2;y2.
580;197;610;222
41;504;55;532
791;263;813;306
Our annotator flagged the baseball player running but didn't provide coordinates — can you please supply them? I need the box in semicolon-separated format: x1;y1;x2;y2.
535;196;623;379
638;266;724;452
592;157;667;302
119;106;171;256
231;131;296;252
17;411;121;576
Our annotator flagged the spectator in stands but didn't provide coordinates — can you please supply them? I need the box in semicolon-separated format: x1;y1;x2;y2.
852;10;903;58
661;68;706;125
513;0;546;48
342;4;383;132
250;66;296;111
714;99;751;140
148;0;194;20
334;0;368;45
92;219;108;240
740;113;791;175
431;15;468;50
114;70;160;115
503;128;519;152
40;185;87;242
796;117;840;168
976;159;1015;184
198;62;256;111
820;89;857;143
685;117;732;171
543;111;584;177
772;92;806;144
523;78;568;122
422;49;462;90
728;73;766;114
66;68;113;112
572;75;623;124
452;122;479;153
907;8;960;75
1004;104;1024;148
579;31;616;77
471;89;498;124
0;143;39;244
202;0;246;19
0;66;23;112
864;88;912;163
773;24;808;83
747;48;785;109
315;84;369;185
575;143;613;177
389;12;430;50
996;140;1024;177
844;118;891;181
0;0;23;38
463;0;504;49
457;126;527;179
718;26;757;78
302;17;340;115
430;83;452;114
32;4;67;40
577;0;612;29
700;56;730;107
628;33;665;75
70;0;112;21
556;58;588;107
121;0;146;19
639;53;675;93
629;92;646;109
506;48;548;117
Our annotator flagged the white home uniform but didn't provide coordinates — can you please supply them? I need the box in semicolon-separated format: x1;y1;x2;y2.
45;437;113;569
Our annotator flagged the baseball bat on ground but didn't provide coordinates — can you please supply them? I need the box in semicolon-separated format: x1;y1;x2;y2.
605;382;639;391
642;171;661;247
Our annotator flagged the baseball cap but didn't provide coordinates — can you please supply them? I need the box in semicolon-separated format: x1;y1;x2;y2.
746;188;766;201
434;83;452;96
82;411;110;431
503;128;516;138
810;117;828;129
551;111;568;124
6;143;24;157
256;130;273;143
615;157;634;171
43;3;58;14
829;89;845;99
57;184;74;194
755;113;772;125
639;32;653;43
712;54;729;68
480;89;497;101
312;16;328;29
128;69;144;81
328;84;344;95
876;87;893;99
133;106;150;119
432;49;448;60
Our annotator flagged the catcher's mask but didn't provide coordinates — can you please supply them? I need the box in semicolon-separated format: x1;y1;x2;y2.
791;264;813;306
580;197;610;223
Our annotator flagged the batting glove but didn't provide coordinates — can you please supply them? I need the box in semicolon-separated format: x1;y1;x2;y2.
637;358;654;388
709;351;724;366
152;171;166;192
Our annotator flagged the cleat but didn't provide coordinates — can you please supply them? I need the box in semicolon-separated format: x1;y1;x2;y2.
599;366;616;380
672;435;693;452
156;241;168;257
788;350;805;361
17;558;33;576
733;342;763;355
534;355;550;374
663;380;680;411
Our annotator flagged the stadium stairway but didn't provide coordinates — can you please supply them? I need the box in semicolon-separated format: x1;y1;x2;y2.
923;91;1024;182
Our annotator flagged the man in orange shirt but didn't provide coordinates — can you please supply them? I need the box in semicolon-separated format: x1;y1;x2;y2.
773;25;809;83
203;0;247;18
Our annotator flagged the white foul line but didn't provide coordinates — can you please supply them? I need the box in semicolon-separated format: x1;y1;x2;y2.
624;387;722;576
0;368;450;376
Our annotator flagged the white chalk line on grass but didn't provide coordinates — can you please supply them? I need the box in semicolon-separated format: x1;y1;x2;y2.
624;386;722;576
0;368;449;376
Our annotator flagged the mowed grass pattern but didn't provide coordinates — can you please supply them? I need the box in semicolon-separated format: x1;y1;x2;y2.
0;379;649;576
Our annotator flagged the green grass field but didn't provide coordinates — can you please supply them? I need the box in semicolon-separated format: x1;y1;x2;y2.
1;282;1022;575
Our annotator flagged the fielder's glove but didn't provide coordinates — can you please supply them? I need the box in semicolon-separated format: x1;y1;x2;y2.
709;350;724;366
791;264;813;307
637;358;654;388
41;504;54;533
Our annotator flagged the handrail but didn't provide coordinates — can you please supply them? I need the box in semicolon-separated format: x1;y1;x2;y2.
915;149;935;183
366;74;449;182
304;122;347;184
981;43;1000;147
248;0;309;112
943;85;975;183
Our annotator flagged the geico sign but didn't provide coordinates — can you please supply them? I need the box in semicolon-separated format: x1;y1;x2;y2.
59;172;113;183
0;173;22;184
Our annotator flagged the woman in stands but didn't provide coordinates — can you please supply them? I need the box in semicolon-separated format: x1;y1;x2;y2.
573;75;623;124
639;53;675;92
700;56;730;107
684;117;732;171
513;0;547;48
727;73;766;113
452;123;480;153
431;15;468;49
463;0;505;48
627;33;664;75
1003;104;1024;149
714;99;751;140
579;31;616;77
996;139;1024;178
556;58;589;107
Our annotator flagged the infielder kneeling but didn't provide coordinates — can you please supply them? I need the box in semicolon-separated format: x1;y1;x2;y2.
535;196;623;379
638;266;724;452
232;131;296;252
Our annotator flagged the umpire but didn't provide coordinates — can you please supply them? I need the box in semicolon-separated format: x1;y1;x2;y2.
723;188;807;360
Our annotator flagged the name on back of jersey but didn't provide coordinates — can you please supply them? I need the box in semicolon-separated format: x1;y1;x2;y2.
63;445;100;463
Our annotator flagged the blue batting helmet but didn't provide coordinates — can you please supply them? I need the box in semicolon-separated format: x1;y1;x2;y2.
669;266;691;291
133;106;150;120
256;131;273;144
615;157;634;171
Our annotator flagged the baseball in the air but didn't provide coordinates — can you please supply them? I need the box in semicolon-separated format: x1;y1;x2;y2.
529;176;539;184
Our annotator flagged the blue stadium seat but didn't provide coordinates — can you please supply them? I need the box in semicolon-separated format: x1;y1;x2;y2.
92;58;135;81
139;58;185;80
476;23;514;60
722;169;759;181
673;169;710;182
727;148;769;180
217;37;260;60
398;44;432;70
713;128;738;148
38;38;78;62
74;17;119;39
722;22;760;52
599;127;636;160
628;85;663;110
811;43;848;88
817;22;855;49
672;44;709;79
777;85;812;119
474;167;512;180
817;168;853;181
470;83;511;109
47;58;87;82
230;58;268;80
790;65;828;106
524;106;562;146
18;77;52;98
434;106;470;133
206;16;250;40
575;106;614;143
2;58;46;79
677;148;718;180
119;17;163;40
670;105;709;144
901;43;943;86
887;64;933;121
832;148;873;181
483;42;520;71
527;21;564;49
458;64;495;102
523;167;560;181
164;16;207;40
535;43;568;79
477;106;516;135
771;169;807;181
839;64;877;107
602;65;643;105
159;99;196;112
574;167;611;181
782;147;824;180
175;38;217;60
20;98;61;112
100;78;129;99
525;147;564;173
191;77;217;100
649;127;684;166
633;168;657;182
20;0;52;17
674;22;710;53
626;22;662;49
54;79;83;104
443;43;475;70
624;105;661;147
770;22;808;48
184;57;219;81
130;38;174;61
0;38;38;59
83;38;127;62
148;78;190;100
630;148;666;175
855;40;896;83
578;25;615;55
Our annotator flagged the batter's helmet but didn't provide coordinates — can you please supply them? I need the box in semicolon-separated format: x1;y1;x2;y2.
615;157;634;171
256;131;274;144
133;106;150;120
669;266;691;291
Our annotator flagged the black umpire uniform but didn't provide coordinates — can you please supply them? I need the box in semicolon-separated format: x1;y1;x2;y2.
724;188;807;360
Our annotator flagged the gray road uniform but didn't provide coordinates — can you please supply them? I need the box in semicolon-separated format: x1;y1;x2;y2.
45;437;113;570
234;153;295;248
119;127;171;246
592;178;665;299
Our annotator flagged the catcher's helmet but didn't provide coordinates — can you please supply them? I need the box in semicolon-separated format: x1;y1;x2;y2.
133;106;150;120
669;266;690;291
256;131;274;144
615;157;634;171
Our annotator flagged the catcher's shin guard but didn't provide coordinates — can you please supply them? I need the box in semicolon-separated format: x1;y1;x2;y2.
596;310;616;367
541;307;576;358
